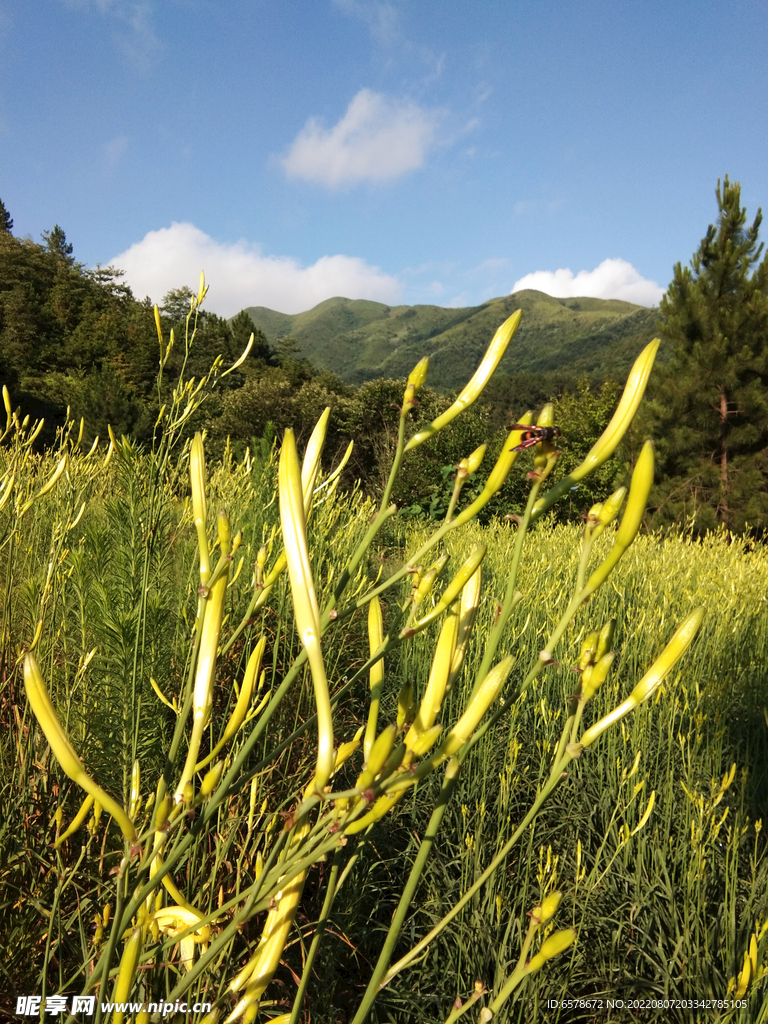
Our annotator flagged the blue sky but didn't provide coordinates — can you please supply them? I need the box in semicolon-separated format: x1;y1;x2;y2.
1;0;767;316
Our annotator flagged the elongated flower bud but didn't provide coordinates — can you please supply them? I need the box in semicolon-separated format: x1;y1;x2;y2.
595;618;616;660
450;420;532;528
405;310;522;451
226;831;308;1011
583;441;654;597
301;407;330;521
279;429;334;792
408;723;443;757
54;793;95;848
581;651;615;701
446;565;481;694
579;607;704;749
408;545;486;634
334;726;364;773
532;340;660;519
364;597;385;761
408;356;429;391
525;928;577;974
356;723;398;790
129;759;141;818
35;455;68;499
189;433;210;582
111;927;143;1023
24;653;136;841
434;655;514;763
572;340;659;479
197;636;266;772
578;631;599;670
405;611;458;753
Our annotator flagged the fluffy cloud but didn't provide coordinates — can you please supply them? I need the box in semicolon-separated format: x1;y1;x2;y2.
511;258;664;306
281;88;440;188
109;222;402;316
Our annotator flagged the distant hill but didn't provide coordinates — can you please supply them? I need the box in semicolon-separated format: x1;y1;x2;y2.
242;290;662;389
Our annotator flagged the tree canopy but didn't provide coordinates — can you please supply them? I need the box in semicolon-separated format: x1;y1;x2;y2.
650;176;768;533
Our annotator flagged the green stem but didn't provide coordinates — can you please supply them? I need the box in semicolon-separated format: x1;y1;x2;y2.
381;749;575;990
471;477;542;697
350;757;462;1024
288;846;349;1024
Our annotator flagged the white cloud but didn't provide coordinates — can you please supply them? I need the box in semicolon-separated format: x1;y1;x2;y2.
109;222;402;316
281;88;440;188
511;258;664;306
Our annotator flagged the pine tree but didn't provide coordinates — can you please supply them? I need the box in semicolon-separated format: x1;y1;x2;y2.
42;224;74;262
0;198;12;234
652;176;768;533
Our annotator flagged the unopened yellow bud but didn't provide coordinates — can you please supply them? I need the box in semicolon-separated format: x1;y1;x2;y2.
129;759;141;818
457;444;487;479
334;726;364;772
409;545;486;633
407;356;429;391
405;309;522;451
595;619;616;660
201;762;224;797
357;723;398;790
531;890;562;926
408;724;443;757
581;651;615;701
532;340;659;520
578;632;599;670
579;607;704;749
435;655;514;762
526;928;577;974
583;441;654;596
301;407;330;520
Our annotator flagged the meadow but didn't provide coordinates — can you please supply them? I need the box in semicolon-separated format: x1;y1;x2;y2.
1;299;766;1024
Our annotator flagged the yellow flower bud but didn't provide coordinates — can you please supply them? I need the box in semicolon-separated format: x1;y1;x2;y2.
526;928;577;974
24;653;136;841
581;651;615;701
334;726;364;773
356;723;398;790
405;610;459;750
531;890;562;926
111;927;143;1023
579;607;704;749
279;429;334;792
301;407;330;520
435;655;514;762
595;619;616;660
129;759;141;818
407;724;443;758
583;441;654;597
409;545;486;634
532;339;659;519
201;762;224;797
457;443;487;479
405;309;522;451
407;356;429;391
578;631;599;670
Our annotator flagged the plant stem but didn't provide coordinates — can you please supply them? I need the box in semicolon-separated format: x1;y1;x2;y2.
350;756;462;1024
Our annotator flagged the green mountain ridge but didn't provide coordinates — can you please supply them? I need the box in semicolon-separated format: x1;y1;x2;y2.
243;290;662;388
